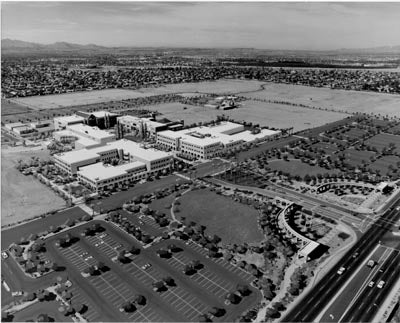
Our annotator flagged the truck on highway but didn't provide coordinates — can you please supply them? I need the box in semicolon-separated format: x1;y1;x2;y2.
367;260;376;268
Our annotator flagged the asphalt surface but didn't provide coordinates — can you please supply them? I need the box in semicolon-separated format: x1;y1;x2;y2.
2;219;261;322
282;199;400;322
319;245;391;322
339;247;400;322
1;206;88;248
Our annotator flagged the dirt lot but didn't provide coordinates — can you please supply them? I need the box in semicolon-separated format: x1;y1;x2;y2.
1;99;33;116
241;83;400;117
139;79;266;95
12;89;158;110
149;100;347;131
1;146;65;226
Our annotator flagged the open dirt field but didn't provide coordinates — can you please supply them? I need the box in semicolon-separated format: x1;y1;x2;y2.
1;146;65;226
12;88;158;110
149;100;347;131
1;99;33;116
139;79;266;95
241;83;400;117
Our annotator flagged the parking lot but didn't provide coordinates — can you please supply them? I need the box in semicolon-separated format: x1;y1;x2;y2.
43;220;261;322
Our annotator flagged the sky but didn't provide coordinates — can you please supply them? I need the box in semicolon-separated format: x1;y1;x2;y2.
2;1;400;50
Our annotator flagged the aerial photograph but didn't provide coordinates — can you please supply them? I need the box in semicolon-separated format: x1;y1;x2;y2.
1;1;400;322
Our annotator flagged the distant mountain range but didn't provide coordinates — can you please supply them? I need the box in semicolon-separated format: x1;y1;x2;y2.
2;38;400;56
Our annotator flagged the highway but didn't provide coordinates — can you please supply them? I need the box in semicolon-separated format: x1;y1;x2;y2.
282;200;400;322
339;247;400;322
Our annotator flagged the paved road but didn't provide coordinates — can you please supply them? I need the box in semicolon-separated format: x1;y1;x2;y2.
1;206;88;248
319;245;392;322
339;247;400;322
209;178;364;230
282;200;400;322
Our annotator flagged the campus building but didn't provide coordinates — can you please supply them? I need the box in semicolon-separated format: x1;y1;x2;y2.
53;124;116;150
116;115;167;137
53;115;85;130
77;161;148;191
156;121;281;160
4;121;54;138
76;111;119;130
53;138;173;179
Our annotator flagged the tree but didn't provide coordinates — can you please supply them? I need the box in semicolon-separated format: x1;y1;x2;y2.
236;284;251;296
225;292;240;304
133;294;146;306
36;313;50;322
120;301;136;313
152;281;166;292
129;246;141;255
209;307;225;317
157;249;171;258
198;314;212;322
160;276;175;287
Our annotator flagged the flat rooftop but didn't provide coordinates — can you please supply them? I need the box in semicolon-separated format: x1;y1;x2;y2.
78;161;146;181
107;139;172;161
54;115;85;123
67;124;115;140
53;149;100;164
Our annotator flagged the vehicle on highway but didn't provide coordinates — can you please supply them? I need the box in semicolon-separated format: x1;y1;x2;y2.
337;267;346;275
377;280;385;289
352;252;359;258
141;263;152;270
11;291;23;296
379;265;387;273
376;280;385;288
1;251;9;259
368;281;375;287
367;260;376;268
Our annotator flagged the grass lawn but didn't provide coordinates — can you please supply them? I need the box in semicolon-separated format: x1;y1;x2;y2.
267;159;338;177
149;195;176;219
339;149;376;167
236;136;299;162
12;300;74;322
177;189;263;244
96;175;189;212
365;133;400;153
369;155;400;174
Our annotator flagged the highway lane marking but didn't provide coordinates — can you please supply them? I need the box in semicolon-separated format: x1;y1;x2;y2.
340;250;400;322
316;243;382;322
342;247;391;315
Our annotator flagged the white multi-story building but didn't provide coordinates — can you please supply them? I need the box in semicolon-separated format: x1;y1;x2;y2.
53;115;85;130
53;139;173;178
78;161;148;191
156;121;281;160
